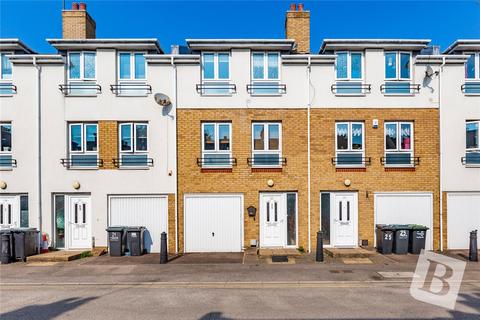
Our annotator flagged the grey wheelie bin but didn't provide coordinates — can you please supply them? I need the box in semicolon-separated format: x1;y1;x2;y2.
392;225;410;254
126;227;145;256
11;228;39;262
408;225;429;254
0;230;13;264
106;226;127;256
376;224;394;254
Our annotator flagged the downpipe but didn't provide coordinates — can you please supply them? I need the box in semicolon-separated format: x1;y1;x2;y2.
439;56;445;252
33;56;43;249
171;56;178;254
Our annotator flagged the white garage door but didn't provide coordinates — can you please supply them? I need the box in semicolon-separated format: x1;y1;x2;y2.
447;193;480;249
375;193;433;250
184;194;243;252
109;195;168;253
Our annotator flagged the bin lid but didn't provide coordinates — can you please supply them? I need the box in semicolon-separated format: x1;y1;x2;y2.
9;227;38;232
106;226;126;232
391;224;411;230
409;224;429;230
125;226;145;232
376;224;394;230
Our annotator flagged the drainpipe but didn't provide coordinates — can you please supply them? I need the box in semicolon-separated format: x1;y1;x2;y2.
438;56;446;252
33;56;43;247
307;56;312;252
171;56;178;254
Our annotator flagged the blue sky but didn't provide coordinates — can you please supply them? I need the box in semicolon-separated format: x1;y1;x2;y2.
1;0;479;54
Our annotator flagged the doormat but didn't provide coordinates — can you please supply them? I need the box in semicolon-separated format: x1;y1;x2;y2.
271;255;289;263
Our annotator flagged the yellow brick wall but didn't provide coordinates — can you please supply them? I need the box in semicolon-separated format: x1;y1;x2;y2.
177;108;309;252
285;11;310;54
62;10;96;39
168;193;177;253
98;121;118;170
310;108;441;250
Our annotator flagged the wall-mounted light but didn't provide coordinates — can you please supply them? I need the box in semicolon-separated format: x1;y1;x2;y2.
0;181;6;190
372;119;379;129
267;179;274;187
344;179;351;187
247;206;257;220
72;181;81;190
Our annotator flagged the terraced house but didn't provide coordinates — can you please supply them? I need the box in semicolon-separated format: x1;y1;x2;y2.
0;2;478;255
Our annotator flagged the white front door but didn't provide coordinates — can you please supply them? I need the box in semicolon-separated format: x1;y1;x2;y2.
332;193;357;247
67;196;91;249
260;193;286;247
0;196;20;228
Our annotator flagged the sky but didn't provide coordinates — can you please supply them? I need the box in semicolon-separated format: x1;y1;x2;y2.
0;0;479;54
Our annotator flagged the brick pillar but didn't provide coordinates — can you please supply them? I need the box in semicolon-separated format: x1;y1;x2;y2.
285;5;310;54
62;3;96;39
99;121;117;170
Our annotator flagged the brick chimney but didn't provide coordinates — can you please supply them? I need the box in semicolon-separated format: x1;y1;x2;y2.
285;3;310;54
62;2;96;39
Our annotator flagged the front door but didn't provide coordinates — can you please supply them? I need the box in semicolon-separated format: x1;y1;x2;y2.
260;193;286;247
0;196;19;228
67;196;91;249
332;193;357;247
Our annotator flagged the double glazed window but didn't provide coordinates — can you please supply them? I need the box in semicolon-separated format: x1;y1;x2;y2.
68;123;99;168
250;52;281;94
119;123;149;167
0;123;13;168
252;122;282;166
117;52;147;96
0;52;13;95
201;52;231;95
67;51;97;95
464;53;480;94
384;51;412;94
201;122;232;167
335;122;365;166
335;52;365;94
384;122;414;166
465;121;480;165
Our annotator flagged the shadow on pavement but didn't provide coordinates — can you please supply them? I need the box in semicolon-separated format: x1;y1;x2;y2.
0;297;97;320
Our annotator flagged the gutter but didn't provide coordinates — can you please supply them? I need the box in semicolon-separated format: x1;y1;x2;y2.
33;56;43;247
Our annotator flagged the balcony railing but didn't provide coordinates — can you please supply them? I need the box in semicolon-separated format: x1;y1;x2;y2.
0;83;17;95
0;156;17;168
461;152;480;166
110;83;152;96
59;83;102;96
61;157;103;169
331;156;371;166
196;83;236;95
461;82;480;95
246;83;287;95
381;156;420;166
380;82;420;95
247;156;287;167
196;157;237;167
331;83;371;95
113;156;154;168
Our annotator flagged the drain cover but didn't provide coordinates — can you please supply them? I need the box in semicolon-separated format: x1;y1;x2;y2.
271;255;289;263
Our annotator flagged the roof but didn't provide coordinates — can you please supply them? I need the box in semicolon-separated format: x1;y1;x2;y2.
319;39;431;53
186;39;296;51
46;39;163;53
0;38;36;54
443;39;480;54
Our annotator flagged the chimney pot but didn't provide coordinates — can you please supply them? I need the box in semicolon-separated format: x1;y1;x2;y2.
298;3;304;11
290;3;296;11
72;2;79;10
79;3;86;10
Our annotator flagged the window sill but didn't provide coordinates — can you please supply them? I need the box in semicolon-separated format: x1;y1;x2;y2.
336;167;366;172
0;167;14;171
201;168;233;173
334;93;367;97
251;167;283;173
117;166;151;170
384;167;416;172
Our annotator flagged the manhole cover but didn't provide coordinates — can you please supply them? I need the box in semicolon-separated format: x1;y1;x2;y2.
271;255;289;263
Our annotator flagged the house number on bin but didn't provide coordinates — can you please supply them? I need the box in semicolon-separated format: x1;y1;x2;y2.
399;230;408;238
417;231;425;239
384;234;392;240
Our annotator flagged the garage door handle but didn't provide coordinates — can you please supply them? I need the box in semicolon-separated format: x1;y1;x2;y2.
212;232;215;237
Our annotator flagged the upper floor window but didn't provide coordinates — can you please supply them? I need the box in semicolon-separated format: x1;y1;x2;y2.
66;123;99;169
118;122;151;168
65;51;98;96
335;122;365;166
334;52;368;95
0;122;14;169
464;121;480;166
201;122;232;167
119;52;146;80
0;53;13;80
383;52;415;95
251;122;282;167
249;52;284;95
384;122;415;166
199;52;233;95
463;53;480;95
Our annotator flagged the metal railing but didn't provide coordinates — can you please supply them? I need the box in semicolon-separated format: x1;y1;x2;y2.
380;156;420;166
0;83;17;95
112;157;154;168
0;158;17;167
247;157;287;166
380;83;420;94
246;83;287;95
461;82;480;94
196;83;236;95
196;157;237;167
60;158;103;168
110;83;152;95
331;156;371;166
331;83;371;95
59;83;102;95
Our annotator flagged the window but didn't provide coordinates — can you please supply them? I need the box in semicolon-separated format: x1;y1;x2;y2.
20;195;28;228
68;123;99;168
250;52;282;95
463;53;480;94
200;52;232;95
335;122;365;166
54;195;65;248
465;121;480;165
67;51;97;95
384;51;412;94
0;122;13;168
201;122;232;167
251;122;282;166
0;52;14;95
384;122;414;166
119;52;146;80
334;52;365;95
118;122;150;167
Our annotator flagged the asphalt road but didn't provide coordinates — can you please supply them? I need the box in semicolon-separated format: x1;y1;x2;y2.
1;282;479;320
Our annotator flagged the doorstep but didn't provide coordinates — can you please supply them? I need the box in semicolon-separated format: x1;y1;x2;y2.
26;250;89;262
324;247;377;259
258;248;302;257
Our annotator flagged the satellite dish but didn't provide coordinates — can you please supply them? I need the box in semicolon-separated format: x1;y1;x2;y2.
154;93;171;106
425;65;435;78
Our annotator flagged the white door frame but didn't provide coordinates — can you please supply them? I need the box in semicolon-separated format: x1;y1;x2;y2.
0;195;20;228
183;193;244;253
66;195;92;250
259;192;298;248
330;192;358;248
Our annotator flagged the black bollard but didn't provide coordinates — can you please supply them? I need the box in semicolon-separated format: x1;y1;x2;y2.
160;232;168;264
469;230;478;262
316;231;324;262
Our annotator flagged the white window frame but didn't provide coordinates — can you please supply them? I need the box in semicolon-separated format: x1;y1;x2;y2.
117;51;147;81
119;122;149;154
201;122;232;167
252;122;282;167
384;121;414;167
335;122;365;167
251;52;281;81
384;51;412;81
0;122;12;154
201;52;231;81
0;52;13;80
466;120;480;152
335;51;364;81
68;123;98;154
67;51;97;81
465;52;480;80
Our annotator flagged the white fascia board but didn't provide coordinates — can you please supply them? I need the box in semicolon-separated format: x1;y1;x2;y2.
443;40;480;54
46;39;163;53
0;38;36;54
319;39;431;53
7;54;65;65
186;39;296;51
282;54;336;65
145;54;200;65
415;54;469;65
